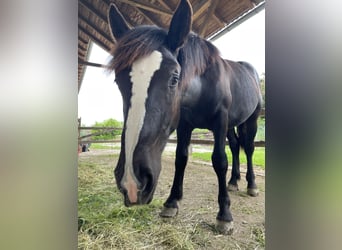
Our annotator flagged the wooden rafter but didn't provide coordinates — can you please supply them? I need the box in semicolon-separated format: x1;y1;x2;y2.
115;0;173;16
199;0;220;37
78;35;89;45
136;7;164;27
209;1;265;40
78;49;87;57
78;46;87;54
79;14;113;44
156;0;174;11
78;26;110;52
78;40;88;49
193;0;211;21
79;0;107;23
78;59;106;68
212;11;226;26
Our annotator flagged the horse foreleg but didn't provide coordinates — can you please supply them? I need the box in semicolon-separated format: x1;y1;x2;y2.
212;115;234;235
160;122;192;218
227;128;241;191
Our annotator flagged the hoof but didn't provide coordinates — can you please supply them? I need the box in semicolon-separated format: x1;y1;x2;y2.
216;220;234;235
227;183;239;191
247;188;259;197
160;206;178;218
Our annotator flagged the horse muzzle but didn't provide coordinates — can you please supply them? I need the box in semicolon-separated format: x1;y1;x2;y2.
121;187;154;207
115;152;160;207
119;172;155;206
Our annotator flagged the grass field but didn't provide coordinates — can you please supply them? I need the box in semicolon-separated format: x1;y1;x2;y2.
192;147;265;169
89;144;120;150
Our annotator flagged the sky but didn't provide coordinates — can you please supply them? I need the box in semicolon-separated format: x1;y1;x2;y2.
78;9;265;125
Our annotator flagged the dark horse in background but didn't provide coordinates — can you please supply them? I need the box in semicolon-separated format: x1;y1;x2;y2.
107;0;262;234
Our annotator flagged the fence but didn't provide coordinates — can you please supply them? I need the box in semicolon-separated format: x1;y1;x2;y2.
78;127;265;147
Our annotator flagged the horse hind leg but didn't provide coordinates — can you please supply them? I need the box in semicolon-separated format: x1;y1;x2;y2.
238;115;259;197
227;128;241;191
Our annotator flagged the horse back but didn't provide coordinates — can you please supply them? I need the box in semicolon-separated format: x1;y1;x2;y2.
225;60;262;127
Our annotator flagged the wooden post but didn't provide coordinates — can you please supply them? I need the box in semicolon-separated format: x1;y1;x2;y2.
78;118;82;154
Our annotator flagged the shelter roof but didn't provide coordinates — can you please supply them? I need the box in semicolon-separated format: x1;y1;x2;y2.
78;0;265;92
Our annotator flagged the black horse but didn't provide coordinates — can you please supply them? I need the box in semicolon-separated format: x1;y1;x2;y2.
107;0;262;234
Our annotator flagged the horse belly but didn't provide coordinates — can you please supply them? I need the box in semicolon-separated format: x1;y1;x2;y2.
228;89;259;127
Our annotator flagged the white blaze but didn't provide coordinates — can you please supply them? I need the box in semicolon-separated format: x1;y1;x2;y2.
122;50;162;203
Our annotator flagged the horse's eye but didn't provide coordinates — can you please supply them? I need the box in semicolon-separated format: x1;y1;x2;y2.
169;73;179;88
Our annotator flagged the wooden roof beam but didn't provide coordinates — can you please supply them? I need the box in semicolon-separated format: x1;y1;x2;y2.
78;35;89;45
78;43;88;52
78;40;88;50
199;0;220;37
79;0;107;23
78;59;106;68
78;26;110;52
156;0;174;11
137;8;164;27
209;1;265;40
80;0;134;34
115;0;173;16
250;0;258;6
78;48;87;56
192;0;211;21
212;12;226;26
79;14;113;45
78;37;89;48
78;50;87;58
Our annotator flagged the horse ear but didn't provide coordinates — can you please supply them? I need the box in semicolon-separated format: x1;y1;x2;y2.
167;0;193;52
108;3;131;41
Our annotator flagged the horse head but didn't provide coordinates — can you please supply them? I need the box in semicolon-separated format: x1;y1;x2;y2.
107;0;193;206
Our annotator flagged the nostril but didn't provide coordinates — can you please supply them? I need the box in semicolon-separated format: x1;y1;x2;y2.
141;171;154;195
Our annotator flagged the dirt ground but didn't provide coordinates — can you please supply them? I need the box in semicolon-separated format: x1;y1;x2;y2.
80;148;265;249
157;154;265;249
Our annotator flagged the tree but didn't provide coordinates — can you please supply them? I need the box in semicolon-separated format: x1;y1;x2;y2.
91;118;123;140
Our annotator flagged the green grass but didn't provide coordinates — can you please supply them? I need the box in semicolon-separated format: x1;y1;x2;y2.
89;144;121;150
256;117;265;141
252;226;265;248
192;147;265;169
186;117;265;142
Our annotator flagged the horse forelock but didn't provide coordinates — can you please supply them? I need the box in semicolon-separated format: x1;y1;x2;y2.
108;26;167;74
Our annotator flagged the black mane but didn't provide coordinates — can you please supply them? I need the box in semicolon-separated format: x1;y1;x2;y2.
178;32;221;86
